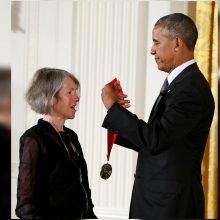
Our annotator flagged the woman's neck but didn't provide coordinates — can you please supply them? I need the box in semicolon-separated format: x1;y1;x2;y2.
43;115;65;132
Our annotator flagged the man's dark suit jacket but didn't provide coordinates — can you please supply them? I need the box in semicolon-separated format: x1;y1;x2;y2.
102;63;214;219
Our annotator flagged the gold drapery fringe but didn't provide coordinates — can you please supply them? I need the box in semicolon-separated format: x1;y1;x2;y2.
195;0;218;219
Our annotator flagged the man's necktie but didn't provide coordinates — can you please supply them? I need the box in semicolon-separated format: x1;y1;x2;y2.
148;77;169;122
160;77;169;94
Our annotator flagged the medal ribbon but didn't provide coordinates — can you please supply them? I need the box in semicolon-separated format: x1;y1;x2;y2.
107;78;124;161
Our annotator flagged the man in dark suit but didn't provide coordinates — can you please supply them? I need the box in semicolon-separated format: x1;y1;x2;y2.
101;13;214;219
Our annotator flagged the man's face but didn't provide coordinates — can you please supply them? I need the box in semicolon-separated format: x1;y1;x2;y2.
151;25;177;73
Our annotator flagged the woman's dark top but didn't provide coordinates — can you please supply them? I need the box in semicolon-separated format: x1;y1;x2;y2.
15;119;97;219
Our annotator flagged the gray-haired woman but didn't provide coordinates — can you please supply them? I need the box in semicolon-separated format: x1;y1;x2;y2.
15;67;97;219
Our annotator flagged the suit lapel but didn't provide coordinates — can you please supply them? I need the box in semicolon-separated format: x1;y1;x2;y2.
148;63;198;124
148;95;163;123
148;91;171;124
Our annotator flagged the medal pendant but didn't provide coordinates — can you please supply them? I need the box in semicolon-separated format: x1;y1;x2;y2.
100;163;112;180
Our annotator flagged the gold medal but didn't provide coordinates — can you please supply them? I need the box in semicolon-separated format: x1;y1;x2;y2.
100;78;123;180
100;163;112;179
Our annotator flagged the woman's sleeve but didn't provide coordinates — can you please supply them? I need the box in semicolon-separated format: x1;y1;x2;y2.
15;136;43;219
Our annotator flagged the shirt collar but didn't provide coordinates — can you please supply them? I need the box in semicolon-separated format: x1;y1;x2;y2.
167;59;195;85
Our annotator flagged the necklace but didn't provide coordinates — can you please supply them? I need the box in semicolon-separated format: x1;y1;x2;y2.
57;131;79;156
43;117;79;155
43;117;64;131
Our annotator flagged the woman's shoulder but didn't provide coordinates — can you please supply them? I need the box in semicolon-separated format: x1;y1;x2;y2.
21;124;39;138
20;124;45;148
19;123;48;154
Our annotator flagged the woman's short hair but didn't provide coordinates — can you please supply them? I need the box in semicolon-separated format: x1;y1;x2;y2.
26;67;80;114
155;13;198;51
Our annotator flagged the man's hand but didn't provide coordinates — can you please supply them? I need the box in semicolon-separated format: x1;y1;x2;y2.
101;80;130;110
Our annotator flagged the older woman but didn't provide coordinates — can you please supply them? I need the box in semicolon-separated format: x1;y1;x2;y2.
15;68;97;219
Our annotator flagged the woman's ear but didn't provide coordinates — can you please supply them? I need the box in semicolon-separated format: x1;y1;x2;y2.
49;96;56;111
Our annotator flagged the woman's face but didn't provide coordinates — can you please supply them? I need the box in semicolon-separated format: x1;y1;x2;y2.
52;76;80;120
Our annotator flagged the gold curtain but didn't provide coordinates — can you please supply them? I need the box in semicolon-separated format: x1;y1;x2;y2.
194;0;218;219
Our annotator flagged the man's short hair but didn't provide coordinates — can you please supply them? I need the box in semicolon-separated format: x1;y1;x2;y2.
155;13;198;51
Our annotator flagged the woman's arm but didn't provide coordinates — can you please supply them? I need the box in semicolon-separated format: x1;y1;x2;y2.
16;136;43;219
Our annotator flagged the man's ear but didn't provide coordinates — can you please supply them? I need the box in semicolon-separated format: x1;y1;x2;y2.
174;37;184;51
